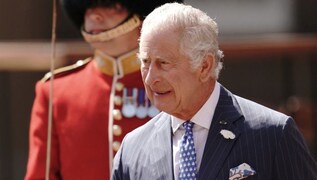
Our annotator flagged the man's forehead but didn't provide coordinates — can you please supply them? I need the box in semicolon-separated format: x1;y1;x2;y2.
137;51;148;59
141;31;180;47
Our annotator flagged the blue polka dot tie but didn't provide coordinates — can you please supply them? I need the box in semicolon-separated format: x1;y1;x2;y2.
179;121;197;180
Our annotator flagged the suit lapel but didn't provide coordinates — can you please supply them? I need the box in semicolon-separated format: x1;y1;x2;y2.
198;86;243;179
149;113;174;179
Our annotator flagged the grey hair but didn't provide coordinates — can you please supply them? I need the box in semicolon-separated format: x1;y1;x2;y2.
141;2;224;79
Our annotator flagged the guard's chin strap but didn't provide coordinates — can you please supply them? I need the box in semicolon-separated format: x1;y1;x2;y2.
46;0;57;179
81;14;141;42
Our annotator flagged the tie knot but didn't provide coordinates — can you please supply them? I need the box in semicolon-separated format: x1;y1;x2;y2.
183;121;194;132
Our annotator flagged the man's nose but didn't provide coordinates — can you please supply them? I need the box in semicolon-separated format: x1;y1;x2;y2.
89;13;103;22
144;65;160;86
86;8;104;22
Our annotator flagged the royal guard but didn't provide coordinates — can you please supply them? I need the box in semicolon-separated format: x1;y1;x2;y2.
25;0;183;179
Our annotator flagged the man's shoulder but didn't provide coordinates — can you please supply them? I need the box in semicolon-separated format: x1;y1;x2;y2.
220;85;288;120
236;95;286;115
234;95;290;126
41;58;91;82
124;112;170;140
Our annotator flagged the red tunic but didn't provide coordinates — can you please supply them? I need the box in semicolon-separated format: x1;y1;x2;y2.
25;50;156;180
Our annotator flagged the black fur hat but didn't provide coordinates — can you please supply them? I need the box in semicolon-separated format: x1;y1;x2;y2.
61;0;184;28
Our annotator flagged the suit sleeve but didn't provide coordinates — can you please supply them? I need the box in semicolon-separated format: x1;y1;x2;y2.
25;81;61;180
273;117;317;179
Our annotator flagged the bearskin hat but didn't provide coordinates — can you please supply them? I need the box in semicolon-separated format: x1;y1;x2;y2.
60;0;184;28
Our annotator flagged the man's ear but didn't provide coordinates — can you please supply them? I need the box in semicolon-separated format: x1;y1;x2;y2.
199;54;214;82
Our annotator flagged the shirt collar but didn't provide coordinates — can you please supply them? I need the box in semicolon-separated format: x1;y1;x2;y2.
171;82;221;134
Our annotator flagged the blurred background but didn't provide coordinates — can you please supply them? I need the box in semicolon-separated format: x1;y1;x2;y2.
0;0;316;179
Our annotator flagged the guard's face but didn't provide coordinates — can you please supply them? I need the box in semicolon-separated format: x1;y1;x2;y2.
139;29;205;119
83;5;139;56
84;5;128;34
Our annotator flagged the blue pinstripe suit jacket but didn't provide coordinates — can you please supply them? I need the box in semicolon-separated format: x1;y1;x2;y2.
112;85;317;180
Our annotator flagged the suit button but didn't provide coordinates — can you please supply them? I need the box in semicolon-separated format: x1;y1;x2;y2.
113;125;122;136
113;141;121;152
113;109;122;120
114;95;122;106
115;82;124;92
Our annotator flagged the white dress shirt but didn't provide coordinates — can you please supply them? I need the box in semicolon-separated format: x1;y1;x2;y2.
171;82;220;179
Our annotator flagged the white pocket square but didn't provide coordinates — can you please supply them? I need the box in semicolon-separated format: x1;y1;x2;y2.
229;163;256;180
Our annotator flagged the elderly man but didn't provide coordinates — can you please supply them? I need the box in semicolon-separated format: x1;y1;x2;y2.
112;2;317;180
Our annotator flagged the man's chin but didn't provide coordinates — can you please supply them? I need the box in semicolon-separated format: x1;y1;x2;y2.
155;104;172;113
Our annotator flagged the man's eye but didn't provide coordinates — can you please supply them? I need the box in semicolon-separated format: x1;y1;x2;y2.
140;59;150;69
160;60;170;65
159;60;173;70
141;59;149;64
161;61;168;65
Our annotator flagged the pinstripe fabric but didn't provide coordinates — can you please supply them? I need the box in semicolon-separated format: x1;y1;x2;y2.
112;85;317;180
198;86;317;179
112;112;174;180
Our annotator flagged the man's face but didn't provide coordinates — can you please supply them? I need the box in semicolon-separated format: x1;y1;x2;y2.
139;29;206;119
84;6;128;34
83;5;139;56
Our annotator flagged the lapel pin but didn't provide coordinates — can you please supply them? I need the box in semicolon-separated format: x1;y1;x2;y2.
219;120;228;125
220;129;236;140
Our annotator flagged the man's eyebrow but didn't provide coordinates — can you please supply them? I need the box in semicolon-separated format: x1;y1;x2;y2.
138;52;169;61
137;52;148;59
